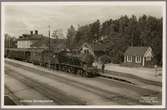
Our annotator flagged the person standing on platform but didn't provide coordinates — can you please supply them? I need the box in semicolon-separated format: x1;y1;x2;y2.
102;63;105;73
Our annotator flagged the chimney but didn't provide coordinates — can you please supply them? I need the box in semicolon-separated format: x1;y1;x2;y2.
30;31;33;35
35;30;38;35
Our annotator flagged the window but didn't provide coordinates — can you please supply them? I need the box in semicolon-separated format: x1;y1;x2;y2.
84;49;89;54
127;56;132;62
135;56;141;63
84;50;87;54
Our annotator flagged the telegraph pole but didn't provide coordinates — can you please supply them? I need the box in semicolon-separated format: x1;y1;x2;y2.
48;25;51;50
9;38;10;48
48;25;51;69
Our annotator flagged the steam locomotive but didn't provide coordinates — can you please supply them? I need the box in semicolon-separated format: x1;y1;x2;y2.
5;48;99;77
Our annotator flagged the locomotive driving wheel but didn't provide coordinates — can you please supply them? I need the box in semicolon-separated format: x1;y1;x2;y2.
67;66;71;73
71;67;75;74
77;69;83;77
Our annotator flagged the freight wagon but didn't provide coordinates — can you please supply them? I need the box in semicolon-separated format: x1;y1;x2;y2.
5;48;31;62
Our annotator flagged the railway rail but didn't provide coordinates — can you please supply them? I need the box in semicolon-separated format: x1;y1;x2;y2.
6;68;86;105
5;59;161;105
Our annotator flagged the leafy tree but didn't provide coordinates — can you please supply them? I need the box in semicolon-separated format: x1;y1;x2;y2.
127;15;139;46
69;15;162;65
73;24;91;46
138;15;162;65
90;19;100;42
52;29;64;39
66;25;76;50
5;34;17;48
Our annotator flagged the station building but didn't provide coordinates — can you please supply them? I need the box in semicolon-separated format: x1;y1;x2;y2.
17;30;44;48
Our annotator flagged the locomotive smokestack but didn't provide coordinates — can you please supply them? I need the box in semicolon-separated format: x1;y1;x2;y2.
35;30;38;35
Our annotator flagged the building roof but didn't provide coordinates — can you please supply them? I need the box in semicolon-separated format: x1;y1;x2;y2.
30;37;49;47
31;38;66;50
124;47;150;56
30;48;45;53
54;39;66;49
82;42;92;49
17;34;44;41
6;48;45;52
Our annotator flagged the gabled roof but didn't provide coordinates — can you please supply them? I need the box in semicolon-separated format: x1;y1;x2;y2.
124;46;150;56
82;42;92;49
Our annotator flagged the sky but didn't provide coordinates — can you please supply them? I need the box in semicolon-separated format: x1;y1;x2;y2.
3;2;163;38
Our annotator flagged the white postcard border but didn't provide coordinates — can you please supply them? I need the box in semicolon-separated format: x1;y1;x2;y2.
1;1;166;109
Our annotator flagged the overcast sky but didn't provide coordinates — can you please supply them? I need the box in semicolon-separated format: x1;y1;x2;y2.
4;3;163;38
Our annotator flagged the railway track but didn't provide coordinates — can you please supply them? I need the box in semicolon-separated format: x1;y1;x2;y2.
5;60;161;105
5;85;21;105
6;68;86;105
6;60;160;93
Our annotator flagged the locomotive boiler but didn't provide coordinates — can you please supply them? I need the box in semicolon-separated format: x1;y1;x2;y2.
57;50;98;77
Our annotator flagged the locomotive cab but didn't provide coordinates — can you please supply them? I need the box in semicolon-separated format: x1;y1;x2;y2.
82;63;98;77
80;53;99;77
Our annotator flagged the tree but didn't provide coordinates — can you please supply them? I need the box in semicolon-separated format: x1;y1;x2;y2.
127;15;139;46
101;19;115;37
73;24;91;46
138;15;162;65
66;25;76;49
90;19;100;42
118;15;129;33
52;29;64;39
69;15;162;65
5;34;17;48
